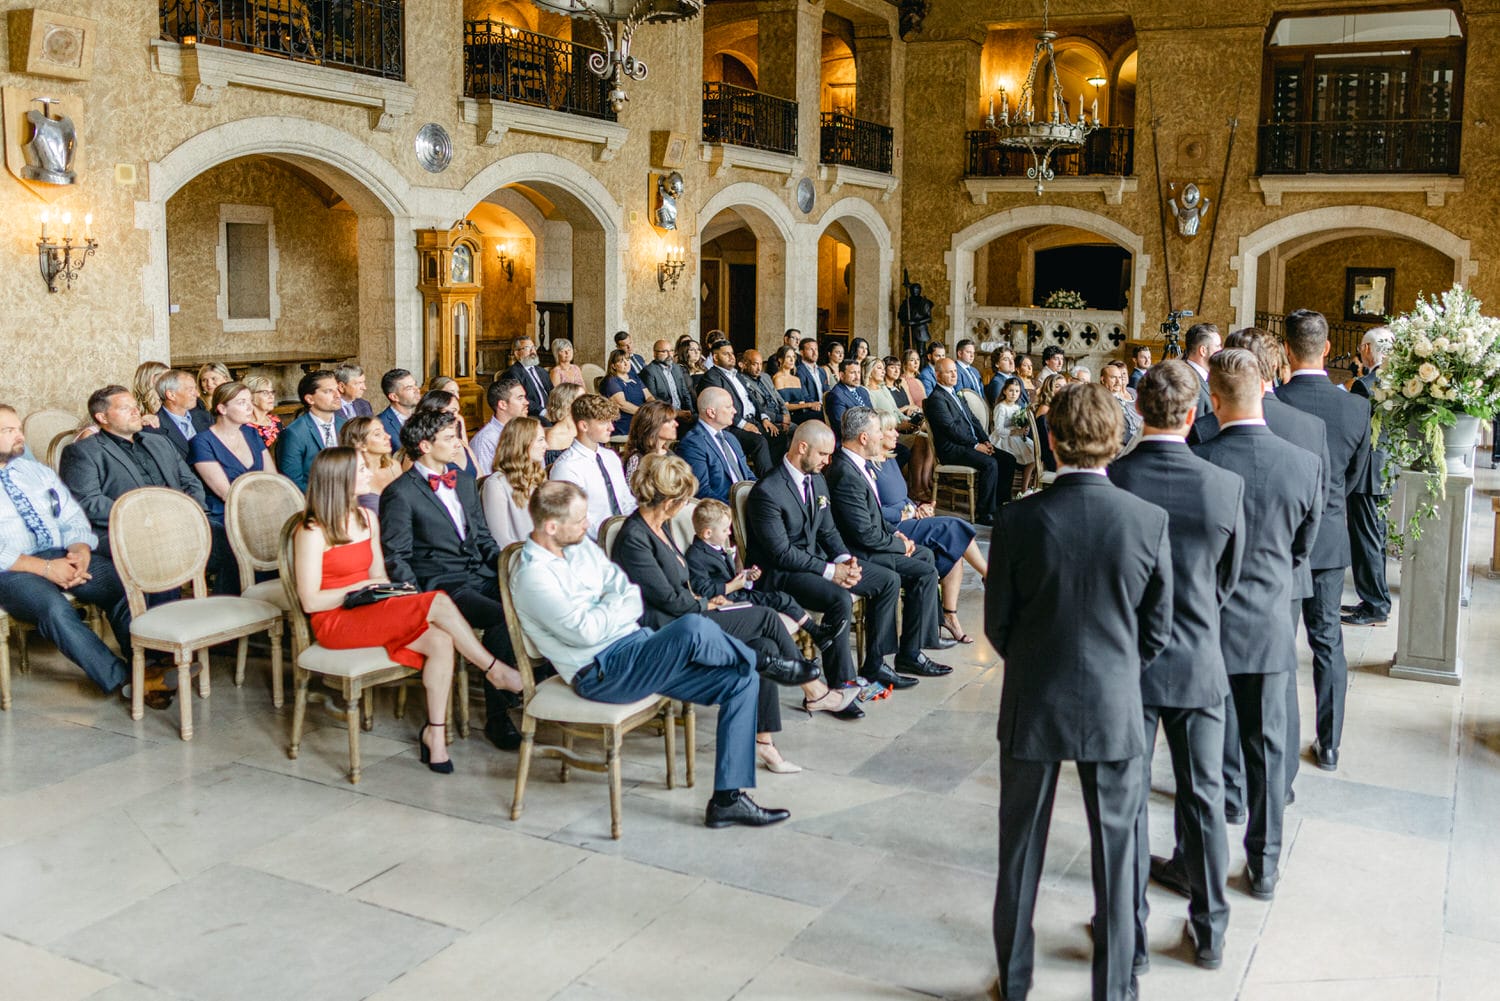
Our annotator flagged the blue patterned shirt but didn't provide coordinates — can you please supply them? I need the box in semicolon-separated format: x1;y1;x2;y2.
0;457;97;569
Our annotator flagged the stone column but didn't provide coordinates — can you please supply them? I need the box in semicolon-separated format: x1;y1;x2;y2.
1391;468;1474;685
758;0;825;165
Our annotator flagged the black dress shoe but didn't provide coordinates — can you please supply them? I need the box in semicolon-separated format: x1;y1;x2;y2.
704;792;790;829
758;655;821;687
1247;869;1278;900
929;635;958;650
1186;928;1223;970
485;709;522;752
803;619;843;647
1341;608;1388;626
1225;805;1248;825
894;653;954;677
865;664;919;690
1340;602;1363;614
1149;855;1192;897
1314;742;1339;771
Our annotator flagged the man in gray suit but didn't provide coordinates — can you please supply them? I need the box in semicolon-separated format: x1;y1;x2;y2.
1109;361;1245;972
987;382;1174;1001
1192;350;1322;901
1344;326;1393;626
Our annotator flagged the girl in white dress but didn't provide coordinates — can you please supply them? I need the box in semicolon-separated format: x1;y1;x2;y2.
989;377;1036;491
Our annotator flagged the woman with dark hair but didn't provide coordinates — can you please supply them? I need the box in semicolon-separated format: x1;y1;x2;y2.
624;399;678;478
900;349;927;407
339;416;400;513
412;390;479;476
770;345;819;424
189;382;275;525
611;455;855;774
481;416;547;548
293;447;523;773
676;338;706;379
849;337;870;365
600;347;651;436
819;340;845;391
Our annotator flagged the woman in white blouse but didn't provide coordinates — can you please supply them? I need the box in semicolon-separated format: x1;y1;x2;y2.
481;416;547;549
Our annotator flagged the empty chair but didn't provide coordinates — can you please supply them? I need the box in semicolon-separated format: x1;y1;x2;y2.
225;471;305;706
23;409;81;459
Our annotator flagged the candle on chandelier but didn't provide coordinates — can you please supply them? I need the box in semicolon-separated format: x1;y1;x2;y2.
988;96;995;120
39;209;48;240
84;213;93;241
62;212;72;240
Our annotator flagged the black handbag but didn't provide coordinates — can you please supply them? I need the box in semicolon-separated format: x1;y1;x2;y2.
342;581;419;609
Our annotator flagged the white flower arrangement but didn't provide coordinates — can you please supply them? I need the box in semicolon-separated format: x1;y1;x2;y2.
1043;289;1088;310
1372;285;1500;544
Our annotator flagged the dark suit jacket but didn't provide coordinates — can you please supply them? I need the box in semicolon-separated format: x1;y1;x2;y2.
379;465;501;593
676;421;753;502
340;398;375;420
825;384;873;433
744;463;850;586
1192;425;1322;675
747;372;788;425
59;431;207;556
1275;373;1371;570
1348;368;1389;496
610;512;707;630
923;386;987;463
508;362;554;419
641;360;695;413
699;366;764;427
277;411;348;493
984;473;1173;762
378;406;405;443
1108;441;1245;709
145;407;214;459
796;360;828;403
824;448;907;560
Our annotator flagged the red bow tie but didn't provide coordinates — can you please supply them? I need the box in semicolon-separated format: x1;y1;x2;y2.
427;470;458;491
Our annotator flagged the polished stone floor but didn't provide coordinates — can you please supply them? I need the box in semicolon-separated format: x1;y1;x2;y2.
3;469;1498;1001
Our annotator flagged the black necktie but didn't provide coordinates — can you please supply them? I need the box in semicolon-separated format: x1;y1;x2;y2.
596;453;622;515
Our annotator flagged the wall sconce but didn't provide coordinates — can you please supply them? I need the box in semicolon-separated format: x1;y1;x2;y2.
495;242;514;282
37;209;97;293
657;241;686;292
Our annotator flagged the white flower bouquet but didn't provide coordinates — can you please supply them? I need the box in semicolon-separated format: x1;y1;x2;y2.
1043;289;1087;310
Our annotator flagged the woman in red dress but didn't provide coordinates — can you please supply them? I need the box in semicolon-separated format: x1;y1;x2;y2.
293;448;524;772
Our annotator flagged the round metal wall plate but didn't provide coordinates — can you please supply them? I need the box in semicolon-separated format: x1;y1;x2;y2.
414;123;453;174
796;177;815;214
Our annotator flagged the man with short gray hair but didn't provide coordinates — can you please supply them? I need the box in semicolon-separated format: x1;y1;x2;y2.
335;363;372;419
146;369;212;458
1343;326;1393;626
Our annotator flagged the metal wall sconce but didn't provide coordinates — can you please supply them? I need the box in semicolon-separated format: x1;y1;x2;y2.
657;241;686;292
495;242;514;282
37;209;96;293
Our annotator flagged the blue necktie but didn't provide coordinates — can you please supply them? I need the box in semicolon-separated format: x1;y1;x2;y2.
0;467;56;550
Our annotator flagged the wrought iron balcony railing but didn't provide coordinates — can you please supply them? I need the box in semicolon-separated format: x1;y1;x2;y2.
966;126;1135;178
702;82;799;157
160;0;404;80
1256;311;1370;364
464;19;617;121
820;113;893;174
1257;119;1461;175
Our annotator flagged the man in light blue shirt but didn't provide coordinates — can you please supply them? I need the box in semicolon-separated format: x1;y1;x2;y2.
917;342;948;394
0;403;144;704
510;480;789;829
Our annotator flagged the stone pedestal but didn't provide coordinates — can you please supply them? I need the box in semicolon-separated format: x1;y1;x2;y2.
1391;468;1474;685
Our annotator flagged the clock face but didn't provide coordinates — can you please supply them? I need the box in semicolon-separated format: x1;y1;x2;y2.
451;245;473;284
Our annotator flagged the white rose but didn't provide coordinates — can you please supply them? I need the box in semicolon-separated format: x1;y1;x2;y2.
1414;338;1433;358
1434;336;1451;352
1418;362;1440;383
1371;387;1387;402
1436;374;1449;387
1403;378;1423;398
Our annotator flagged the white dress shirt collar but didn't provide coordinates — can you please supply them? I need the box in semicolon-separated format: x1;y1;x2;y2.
1289;368;1327;378
1056;465;1108;477
1139;433;1187;444
1220;417;1268;429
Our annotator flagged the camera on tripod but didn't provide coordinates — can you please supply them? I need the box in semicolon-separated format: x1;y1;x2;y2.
1160;309;1194;359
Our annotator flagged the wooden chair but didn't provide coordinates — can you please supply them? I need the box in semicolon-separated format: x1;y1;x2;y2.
46;427;83;474
110;488;284;740
224;472;305;707
933;463;977;521
497;542;691;840
668;499;699;553
277;516;417;783
958;388;991;436
23;409;81;458
580;363;605;390
0;611;10;711
598;514;628;557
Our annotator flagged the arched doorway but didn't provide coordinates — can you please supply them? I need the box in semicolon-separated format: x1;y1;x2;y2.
694;183;797;353
812;197;894;354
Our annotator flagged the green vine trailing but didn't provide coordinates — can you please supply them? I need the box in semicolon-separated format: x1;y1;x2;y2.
1370;285;1500;552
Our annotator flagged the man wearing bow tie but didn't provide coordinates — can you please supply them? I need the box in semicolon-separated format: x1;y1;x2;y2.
380;408;520;749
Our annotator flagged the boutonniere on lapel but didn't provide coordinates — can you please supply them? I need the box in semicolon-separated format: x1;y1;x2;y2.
817;495;829;509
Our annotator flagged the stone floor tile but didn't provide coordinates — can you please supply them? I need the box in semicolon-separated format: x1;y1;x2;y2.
732;956;939;1000
851;709;1003;792
0;933;116;1000
1240;977;1439;1000
0;710;147;796
790;788;998;875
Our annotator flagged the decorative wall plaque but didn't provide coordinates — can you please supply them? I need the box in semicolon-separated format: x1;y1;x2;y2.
2;86;83;201
7;8;96;82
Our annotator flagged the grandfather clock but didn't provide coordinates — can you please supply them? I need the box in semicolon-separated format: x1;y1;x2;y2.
415;222;482;426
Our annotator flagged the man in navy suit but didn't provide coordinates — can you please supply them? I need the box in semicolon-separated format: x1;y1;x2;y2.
145;369;212;459
824;358;873;431
678;388;754;502
698;341;774;475
796;337;829;406
335;363;374;419
277;370;347;492
924;358;1016;525
954;338;985;395
917;341;947;394
378;368;421;442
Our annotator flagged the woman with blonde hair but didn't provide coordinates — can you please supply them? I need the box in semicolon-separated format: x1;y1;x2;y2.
197;362;231;405
481;416;548;549
294;447;523;773
543;382;582;464
548;338;584;387
132;361;168;428
339;416;401;512
243;374;284;448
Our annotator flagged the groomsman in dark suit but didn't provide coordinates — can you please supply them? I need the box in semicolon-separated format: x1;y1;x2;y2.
1109;362;1245;971
826;407;951;676
380;408;519;749
1344;326;1393;626
744;421;907;691
923;358;1016;525
507;337;554;424
1275;309;1371;772
1192;349;1322;902
987;382;1173;1001
1182;324;1222;428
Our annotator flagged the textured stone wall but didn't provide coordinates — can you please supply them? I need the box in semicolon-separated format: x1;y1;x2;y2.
1283;237;1455;326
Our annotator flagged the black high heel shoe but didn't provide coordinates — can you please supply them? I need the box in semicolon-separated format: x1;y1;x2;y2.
419;723;454;774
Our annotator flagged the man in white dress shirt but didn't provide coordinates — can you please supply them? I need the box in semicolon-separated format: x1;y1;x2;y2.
470;376;527;475
548;393;635;538
510;480;789;829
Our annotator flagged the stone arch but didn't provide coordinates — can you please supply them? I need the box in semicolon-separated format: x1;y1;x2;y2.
1230;206;1475;330
810;197;895;353
946;205;1150;340
695;182;800;349
458;152;628;361
140;116;416;374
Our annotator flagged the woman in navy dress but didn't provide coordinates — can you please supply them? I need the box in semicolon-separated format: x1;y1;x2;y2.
871;410;987;644
770;346;820;424
600;348;650;436
189;382;274;525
